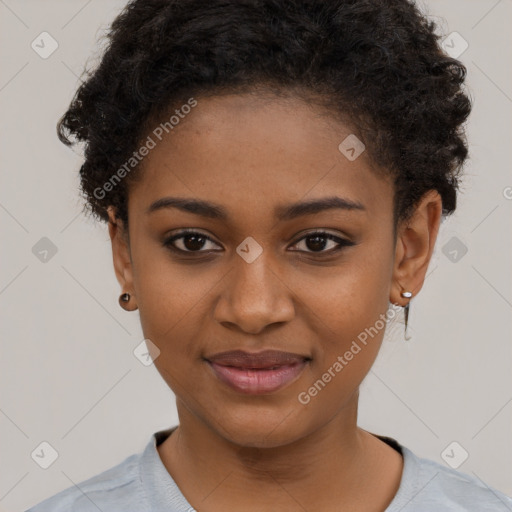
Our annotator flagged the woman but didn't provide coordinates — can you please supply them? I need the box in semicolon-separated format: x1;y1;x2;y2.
26;0;512;510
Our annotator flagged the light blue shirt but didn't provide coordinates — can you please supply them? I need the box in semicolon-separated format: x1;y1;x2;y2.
26;427;512;511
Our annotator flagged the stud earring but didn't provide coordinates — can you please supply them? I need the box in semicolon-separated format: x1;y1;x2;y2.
400;291;413;340
119;292;131;310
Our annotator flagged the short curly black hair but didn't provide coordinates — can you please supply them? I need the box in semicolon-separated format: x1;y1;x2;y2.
57;0;472;229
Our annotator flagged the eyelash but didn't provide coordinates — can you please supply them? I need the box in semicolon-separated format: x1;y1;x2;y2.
163;229;355;256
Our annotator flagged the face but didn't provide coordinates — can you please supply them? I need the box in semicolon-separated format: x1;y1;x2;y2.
109;93;426;448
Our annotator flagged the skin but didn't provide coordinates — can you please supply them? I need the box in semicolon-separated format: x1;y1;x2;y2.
107;93;442;511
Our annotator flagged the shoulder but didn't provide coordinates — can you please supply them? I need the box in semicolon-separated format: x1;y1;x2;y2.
390;444;512;511
24;451;146;512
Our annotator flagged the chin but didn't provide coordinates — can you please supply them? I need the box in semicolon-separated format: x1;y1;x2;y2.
204;402;314;449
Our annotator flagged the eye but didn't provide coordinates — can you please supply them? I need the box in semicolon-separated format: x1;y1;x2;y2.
289;231;355;254
163;230;222;253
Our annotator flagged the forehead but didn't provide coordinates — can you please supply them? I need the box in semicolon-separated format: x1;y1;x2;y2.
129;93;393;224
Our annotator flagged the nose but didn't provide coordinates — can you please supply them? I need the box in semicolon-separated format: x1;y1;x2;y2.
213;251;295;335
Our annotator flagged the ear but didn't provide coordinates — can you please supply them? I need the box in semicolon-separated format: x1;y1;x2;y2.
107;206;136;302
390;190;442;306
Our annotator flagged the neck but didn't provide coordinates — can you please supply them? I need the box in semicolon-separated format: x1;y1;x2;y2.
157;394;403;511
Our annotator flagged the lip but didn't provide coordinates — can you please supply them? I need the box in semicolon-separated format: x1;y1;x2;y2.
206;350;310;395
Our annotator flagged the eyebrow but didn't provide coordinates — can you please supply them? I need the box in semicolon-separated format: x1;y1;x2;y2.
146;195;365;221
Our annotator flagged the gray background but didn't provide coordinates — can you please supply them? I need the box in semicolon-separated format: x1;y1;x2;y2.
1;1;511;510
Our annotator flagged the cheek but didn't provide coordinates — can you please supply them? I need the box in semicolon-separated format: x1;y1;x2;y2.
297;246;393;390
132;255;214;398
131;246;211;349
297;245;392;335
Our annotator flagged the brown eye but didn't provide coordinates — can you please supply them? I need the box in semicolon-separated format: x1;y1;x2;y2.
290;231;354;254
164;230;222;253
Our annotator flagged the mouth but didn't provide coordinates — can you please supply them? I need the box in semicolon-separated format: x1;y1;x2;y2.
205;350;311;395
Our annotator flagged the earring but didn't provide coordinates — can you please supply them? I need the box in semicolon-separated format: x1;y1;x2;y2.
400;291;413;340
119;292;131;310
